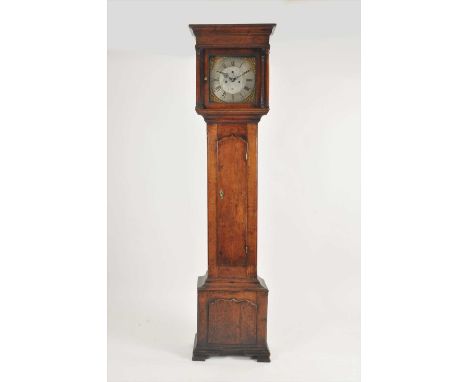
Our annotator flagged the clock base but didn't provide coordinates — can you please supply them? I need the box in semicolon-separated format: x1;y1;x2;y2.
192;274;270;362
192;334;270;362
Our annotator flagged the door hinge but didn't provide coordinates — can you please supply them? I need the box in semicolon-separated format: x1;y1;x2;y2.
245;151;248;161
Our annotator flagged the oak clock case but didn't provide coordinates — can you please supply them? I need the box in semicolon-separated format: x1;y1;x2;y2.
189;24;275;363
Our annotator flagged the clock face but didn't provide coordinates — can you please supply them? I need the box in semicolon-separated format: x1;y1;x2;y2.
209;56;256;103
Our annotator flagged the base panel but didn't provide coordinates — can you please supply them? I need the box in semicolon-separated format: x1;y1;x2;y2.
192;334;270;362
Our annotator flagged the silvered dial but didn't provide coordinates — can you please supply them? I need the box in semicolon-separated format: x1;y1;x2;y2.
210;56;255;103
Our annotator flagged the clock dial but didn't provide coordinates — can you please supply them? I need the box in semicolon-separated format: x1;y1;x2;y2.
209;56;256;103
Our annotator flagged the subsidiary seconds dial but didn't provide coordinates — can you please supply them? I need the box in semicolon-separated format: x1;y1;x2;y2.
210;56;256;103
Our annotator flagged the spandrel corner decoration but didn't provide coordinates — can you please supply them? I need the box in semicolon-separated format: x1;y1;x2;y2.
189;23;276;362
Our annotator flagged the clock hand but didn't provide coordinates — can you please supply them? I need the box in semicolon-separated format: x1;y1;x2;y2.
233;69;251;81
216;71;229;77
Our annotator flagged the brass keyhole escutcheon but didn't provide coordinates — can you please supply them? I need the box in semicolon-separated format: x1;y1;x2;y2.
219;190;224;199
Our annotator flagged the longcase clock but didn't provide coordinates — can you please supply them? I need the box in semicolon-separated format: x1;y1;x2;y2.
189;23;275;362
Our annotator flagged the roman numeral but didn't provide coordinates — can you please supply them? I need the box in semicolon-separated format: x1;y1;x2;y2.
215;85;221;91
231;60;235;66
222;62;227;68
244;86;250;91
246;79;253;82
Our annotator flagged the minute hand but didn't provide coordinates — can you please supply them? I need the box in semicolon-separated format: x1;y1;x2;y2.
233;69;251;80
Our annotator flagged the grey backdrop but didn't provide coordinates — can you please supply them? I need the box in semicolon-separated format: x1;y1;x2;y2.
108;1;360;381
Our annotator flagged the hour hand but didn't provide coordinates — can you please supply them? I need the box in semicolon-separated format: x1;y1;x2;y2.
216;71;228;77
